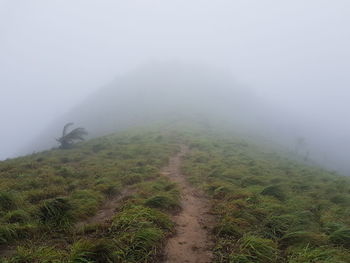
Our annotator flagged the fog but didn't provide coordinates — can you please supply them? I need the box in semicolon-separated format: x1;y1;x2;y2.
1;1;350;173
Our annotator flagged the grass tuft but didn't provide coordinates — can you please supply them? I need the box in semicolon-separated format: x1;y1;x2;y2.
38;197;73;228
0;192;18;212
69;238;116;263
329;228;350;248
144;194;180;211
260;185;287;201
10;245;64;263
237;235;279;263
3;210;30;224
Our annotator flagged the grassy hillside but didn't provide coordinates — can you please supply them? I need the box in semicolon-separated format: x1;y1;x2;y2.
0;128;181;262
0;124;350;262
182;131;350;262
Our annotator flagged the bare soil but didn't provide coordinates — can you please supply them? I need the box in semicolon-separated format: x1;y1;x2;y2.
162;146;214;263
76;187;135;228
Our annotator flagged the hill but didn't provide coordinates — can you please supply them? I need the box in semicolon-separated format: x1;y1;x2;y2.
1;123;350;262
25;63;284;157
21;62;349;174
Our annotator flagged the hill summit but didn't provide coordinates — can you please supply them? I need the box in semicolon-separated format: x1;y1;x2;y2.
28;63;277;154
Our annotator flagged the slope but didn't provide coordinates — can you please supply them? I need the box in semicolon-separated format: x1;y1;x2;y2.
0;127;181;262
182;130;350;262
1;123;350;262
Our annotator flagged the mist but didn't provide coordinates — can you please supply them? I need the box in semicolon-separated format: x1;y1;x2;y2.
1;1;350;173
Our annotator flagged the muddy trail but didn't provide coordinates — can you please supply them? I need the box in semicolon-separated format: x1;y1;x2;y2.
162;146;214;263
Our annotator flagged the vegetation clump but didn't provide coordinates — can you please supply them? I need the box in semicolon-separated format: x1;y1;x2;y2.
38;197;73;228
69;239;117;263
236;235;279;263
0;192;18;212
110;205;174;262
261;185;287;201
329;228;350;248
3;210;30;224
57;122;88;149
144;194;180;211
9;246;64;263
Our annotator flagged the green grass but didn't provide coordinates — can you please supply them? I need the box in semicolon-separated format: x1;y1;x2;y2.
3;210;30;224
181;129;350;262
0;192;18;212
69;239;117;263
329;228;350;248
1;123;350;262
108;204;174;262
0;128;179;262
9;245;64;263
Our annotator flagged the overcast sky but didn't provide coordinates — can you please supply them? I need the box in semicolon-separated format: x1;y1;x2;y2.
1;0;350;162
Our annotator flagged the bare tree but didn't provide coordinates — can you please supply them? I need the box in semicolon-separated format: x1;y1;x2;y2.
57;123;88;149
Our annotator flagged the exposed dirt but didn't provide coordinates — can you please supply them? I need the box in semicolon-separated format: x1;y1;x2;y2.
76;187;136;228
162;146;214;263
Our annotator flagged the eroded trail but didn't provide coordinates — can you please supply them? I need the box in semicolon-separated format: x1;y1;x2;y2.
162;146;214;263
75;187;136;228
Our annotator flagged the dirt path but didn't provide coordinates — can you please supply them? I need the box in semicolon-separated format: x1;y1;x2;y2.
162;146;214;263
76;187;136;228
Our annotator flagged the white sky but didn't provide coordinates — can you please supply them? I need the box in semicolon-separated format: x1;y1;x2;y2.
1;0;350;160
